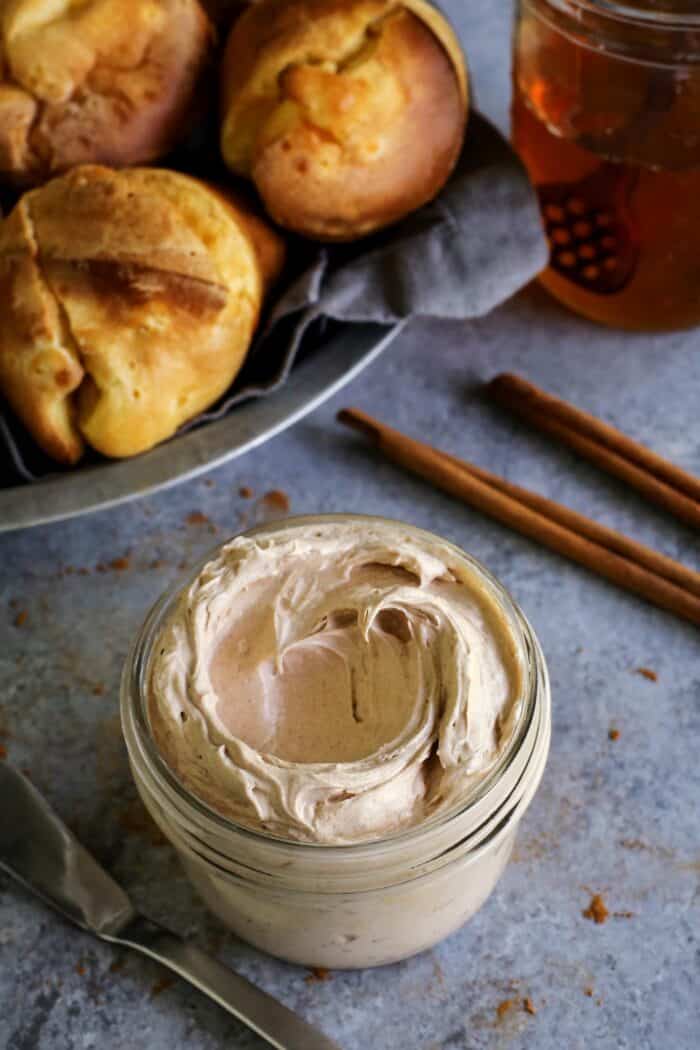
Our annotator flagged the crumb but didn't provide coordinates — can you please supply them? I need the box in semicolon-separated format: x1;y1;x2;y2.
584;987;594;997
186;511;210;526
96;563;107;573
92;683;105;697
150;976;174;997
109;959;124;974
636;667;657;682
583;893;609;924
523;997;536;1015
109;556;130;572
75;963;86;976
77;567;90;576
0;744;7;760
239;485;254;499
620;839;646;851
305;967;332;983
149;559;166;570
496;998;516;1020
608;727;620;741
262;489;290;513
596;998;603;1007
14;609;28;628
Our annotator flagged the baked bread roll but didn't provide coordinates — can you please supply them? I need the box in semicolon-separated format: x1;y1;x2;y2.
0;165;285;462
220;0;468;241
0;0;212;185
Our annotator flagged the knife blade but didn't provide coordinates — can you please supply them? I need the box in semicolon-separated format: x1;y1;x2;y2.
0;764;342;1050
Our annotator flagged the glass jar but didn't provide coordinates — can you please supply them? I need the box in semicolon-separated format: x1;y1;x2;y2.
512;0;700;331
121;516;551;969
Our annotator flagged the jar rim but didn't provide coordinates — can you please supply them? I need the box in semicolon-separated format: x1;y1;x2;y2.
541;0;700;29
121;513;544;859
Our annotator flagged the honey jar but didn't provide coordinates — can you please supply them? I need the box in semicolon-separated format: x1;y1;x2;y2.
513;0;700;330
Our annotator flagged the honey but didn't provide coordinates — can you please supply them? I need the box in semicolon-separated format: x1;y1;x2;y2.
512;0;700;331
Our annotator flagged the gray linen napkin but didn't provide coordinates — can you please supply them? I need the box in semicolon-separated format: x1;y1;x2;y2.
0;112;547;482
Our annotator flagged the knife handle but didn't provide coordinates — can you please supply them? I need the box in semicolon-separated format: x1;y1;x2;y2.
109;914;341;1050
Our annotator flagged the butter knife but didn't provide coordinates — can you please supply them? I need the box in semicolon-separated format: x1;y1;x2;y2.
0;763;341;1050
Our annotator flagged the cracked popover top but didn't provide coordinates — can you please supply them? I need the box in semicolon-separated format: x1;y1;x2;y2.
0;0;211;185
0;165;285;461
220;0;468;241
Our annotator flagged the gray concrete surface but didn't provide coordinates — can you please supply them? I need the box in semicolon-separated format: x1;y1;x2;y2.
1;3;699;1048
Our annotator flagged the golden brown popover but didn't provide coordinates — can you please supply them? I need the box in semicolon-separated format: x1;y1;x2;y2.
220;0;468;241
0;0;212;185
0;165;285;462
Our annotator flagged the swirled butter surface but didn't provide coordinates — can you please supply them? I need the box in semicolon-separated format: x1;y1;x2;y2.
148;520;524;844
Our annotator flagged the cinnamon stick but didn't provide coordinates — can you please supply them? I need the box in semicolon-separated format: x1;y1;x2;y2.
338;408;700;627
488;373;700;529
439;451;700;598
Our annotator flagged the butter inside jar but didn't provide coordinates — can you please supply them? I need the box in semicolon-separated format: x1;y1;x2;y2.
123;516;551;968
148;519;524;844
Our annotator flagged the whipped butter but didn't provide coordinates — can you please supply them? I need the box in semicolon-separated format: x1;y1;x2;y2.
148;519;524;844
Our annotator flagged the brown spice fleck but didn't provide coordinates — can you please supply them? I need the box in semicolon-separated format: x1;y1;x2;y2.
150;559;166;570
305;966;332;983
608;727;620;741
584;987;594;998
77;567;90;576
14;610;28;628
110;556;130;572
150;976;175;997
583;893;609;924
523;997;536;1015
612;910;635;919
239;485;254;499
0;744;7;760
636;667;657;682
204;479;214;488
92;683;105;697
109;959;124;974
186;510;210;526
496;998;516;1020
262;489;290;512
96;563;107;574
75;963;86;976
